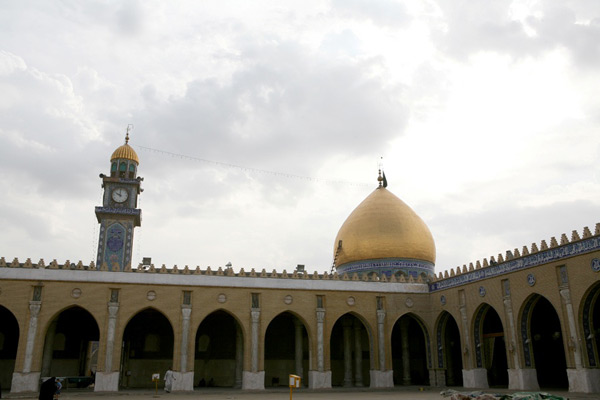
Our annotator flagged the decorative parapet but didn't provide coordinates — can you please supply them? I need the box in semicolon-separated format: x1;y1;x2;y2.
430;224;600;292
5;225;597;291
0;257;426;285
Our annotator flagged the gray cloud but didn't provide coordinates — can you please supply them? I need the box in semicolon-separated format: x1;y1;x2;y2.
432;1;600;67
431;199;600;270
1;1;599;274
135;40;408;178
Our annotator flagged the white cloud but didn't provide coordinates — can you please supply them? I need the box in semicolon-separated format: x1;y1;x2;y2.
1;1;599;274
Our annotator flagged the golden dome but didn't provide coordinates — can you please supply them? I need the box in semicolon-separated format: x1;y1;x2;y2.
334;186;436;267
110;133;139;164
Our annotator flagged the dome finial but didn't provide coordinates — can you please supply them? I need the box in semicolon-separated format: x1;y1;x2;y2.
377;156;388;188
125;124;133;144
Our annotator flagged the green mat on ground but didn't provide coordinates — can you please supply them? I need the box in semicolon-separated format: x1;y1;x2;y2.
440;389;567;400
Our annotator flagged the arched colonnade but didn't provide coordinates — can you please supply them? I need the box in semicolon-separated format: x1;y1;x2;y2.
2;279;600;393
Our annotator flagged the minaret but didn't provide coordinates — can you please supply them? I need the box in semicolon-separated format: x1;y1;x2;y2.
95;128;143;270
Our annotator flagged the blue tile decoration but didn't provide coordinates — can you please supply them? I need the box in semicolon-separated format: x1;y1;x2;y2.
95;206;141;216
119;178;141;184
430;237;600;292
437;312;449;368
473;306;486;368
582;284;600;367
559;265;569;285
592;258;600;272
527;274;536;287
479;286;486;297
102;223;126;269
441;295;446;305
425;322;432;369
97;221;134;270
520;296;537;367
337;258;434;278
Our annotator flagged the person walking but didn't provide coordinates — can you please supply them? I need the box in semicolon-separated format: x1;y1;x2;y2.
164;368;175;393
39;377;56;400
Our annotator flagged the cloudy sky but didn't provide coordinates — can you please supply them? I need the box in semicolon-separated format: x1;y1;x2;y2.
1;1;600;275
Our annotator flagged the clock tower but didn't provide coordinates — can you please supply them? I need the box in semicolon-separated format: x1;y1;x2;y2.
95;130;143;270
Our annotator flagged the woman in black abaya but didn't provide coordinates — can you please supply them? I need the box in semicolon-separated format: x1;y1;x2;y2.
39;377;57;400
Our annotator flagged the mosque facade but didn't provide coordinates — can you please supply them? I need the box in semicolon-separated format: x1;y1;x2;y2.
1;138;600;394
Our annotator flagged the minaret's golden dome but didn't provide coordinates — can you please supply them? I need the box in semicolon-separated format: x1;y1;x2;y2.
333;177;435;277
110;132;139;164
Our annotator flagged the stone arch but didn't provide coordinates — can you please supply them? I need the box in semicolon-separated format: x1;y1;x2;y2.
473;303;508;387
0;305;19;390
581;281;600;368
264;311;310;387
40;305;100;381
328;311;375;353
329;312;373;387
122;304;178;332
194;309;244;388
435;311;463;386
120;307;174;388
391;312;431;385
520;294;568;388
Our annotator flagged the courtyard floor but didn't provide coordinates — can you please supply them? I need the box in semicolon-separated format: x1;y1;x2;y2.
4;387;600;400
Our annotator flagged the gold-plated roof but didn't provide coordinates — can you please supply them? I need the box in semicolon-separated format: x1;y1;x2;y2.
110;133;139;164
334;186;436;267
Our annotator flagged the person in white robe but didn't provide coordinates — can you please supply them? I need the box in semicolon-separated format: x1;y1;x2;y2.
164;368;175;393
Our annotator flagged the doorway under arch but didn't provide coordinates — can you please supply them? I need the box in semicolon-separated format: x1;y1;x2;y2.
521;295;568;389
392;313;430;385
0;306;19;390
436;312;463;386
582;283;600;368
40;306;99;382
264;312;309;387
329;313;371;387
121;308;174;388
194;310;243;388
473;305;508;388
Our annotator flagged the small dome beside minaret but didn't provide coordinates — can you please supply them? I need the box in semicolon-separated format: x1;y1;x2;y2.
110;131;139;179
111;132;139;164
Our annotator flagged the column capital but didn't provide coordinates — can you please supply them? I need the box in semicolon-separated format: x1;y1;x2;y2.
316;309;325;323
377;309;386;324
28;301;41;316
251;309;261;322
559;288;571;303
107;302;119;318
181;306;192;319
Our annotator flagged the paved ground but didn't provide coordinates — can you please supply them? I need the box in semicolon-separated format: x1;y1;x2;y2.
4;387;599;400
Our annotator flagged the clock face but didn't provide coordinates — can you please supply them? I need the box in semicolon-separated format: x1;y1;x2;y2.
111;188;129;203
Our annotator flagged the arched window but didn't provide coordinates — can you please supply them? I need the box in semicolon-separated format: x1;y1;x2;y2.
111;162;117;177
128;164;136;179
119;162;126;178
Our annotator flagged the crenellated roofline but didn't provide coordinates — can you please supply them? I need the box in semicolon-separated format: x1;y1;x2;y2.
430;222;600;291
2;223;598;292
